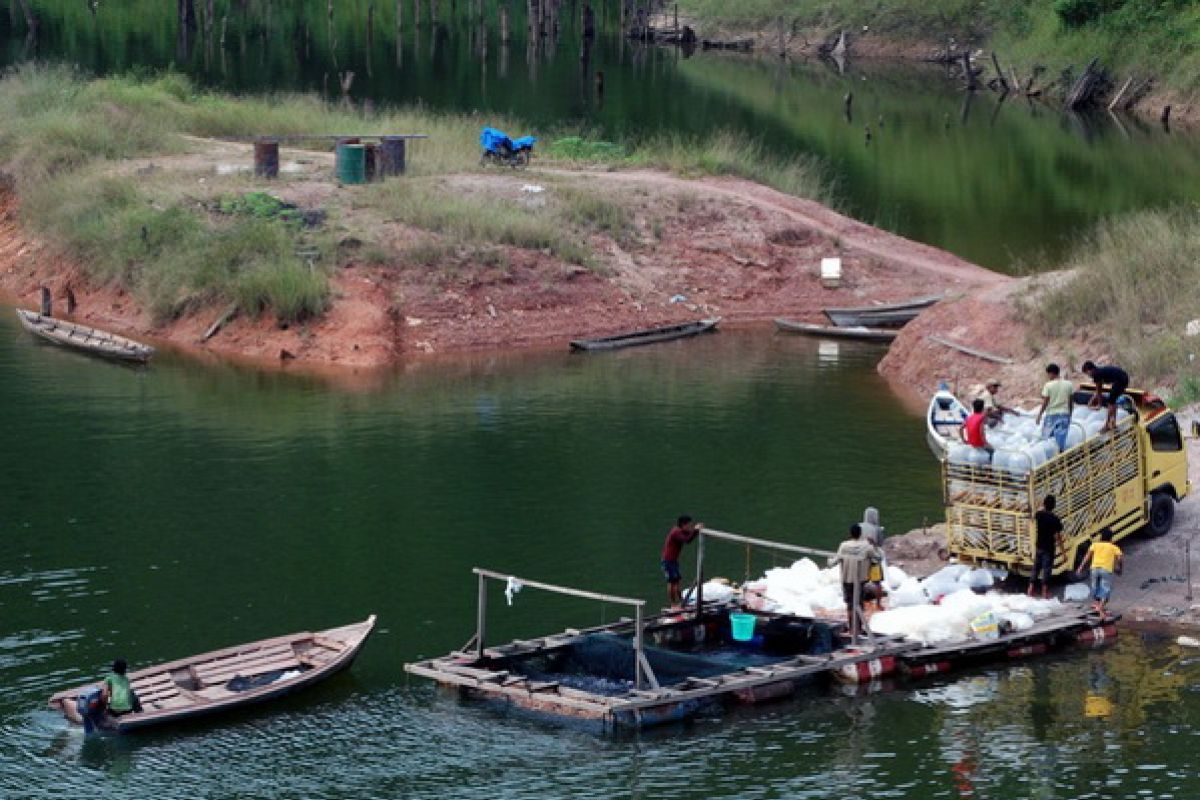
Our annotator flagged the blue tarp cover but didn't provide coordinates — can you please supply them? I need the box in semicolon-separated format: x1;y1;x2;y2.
480;127;536;152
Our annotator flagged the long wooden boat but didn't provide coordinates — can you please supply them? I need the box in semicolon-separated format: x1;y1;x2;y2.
773;319;898;342
48;615;376;733
569;318;720;352
822;295;941;329
16;309;155;363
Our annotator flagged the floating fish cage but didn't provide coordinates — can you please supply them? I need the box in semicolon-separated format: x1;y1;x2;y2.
405;530;1118;731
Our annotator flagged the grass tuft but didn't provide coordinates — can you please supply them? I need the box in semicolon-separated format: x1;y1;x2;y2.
1033;205;1200;381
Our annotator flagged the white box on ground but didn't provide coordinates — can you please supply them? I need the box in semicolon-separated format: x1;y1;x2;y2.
820;257;842;288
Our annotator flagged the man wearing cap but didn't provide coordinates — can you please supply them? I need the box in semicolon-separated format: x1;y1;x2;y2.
980;379;1015;427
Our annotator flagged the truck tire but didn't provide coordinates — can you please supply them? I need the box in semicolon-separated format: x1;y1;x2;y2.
1145;492;1175;538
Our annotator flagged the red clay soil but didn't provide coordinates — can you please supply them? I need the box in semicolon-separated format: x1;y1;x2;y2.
875;278;1092;408
0;170;1006;373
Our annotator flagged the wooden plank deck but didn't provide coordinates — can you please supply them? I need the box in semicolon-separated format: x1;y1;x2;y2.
405;603;1116;730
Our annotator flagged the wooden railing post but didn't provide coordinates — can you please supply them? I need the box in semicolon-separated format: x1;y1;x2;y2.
476;571;487;659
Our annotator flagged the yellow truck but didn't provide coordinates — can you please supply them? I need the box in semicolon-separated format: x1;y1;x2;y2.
944;386;1189;574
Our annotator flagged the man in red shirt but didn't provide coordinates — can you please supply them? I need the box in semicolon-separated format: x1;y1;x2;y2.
959;398;992;453
661;515;703;607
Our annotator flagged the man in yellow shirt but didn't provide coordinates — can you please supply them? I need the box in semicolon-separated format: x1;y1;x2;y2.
1076;528;1123;615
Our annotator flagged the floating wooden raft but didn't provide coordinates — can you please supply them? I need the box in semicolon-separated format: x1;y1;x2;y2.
773;319;898;342
48;615;376;733
16;309;155;363
569;318;720;352
407;602;1117;731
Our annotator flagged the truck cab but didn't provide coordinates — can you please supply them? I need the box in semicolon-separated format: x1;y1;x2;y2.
1077;383;1190;535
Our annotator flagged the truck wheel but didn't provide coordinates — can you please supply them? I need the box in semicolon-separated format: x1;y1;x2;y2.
1145;492;1175;538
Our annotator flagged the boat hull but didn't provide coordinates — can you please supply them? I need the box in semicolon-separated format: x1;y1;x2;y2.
570;318;720;352
47;615;376;733
16;309;155;363
821;295;941;329
774;319;897;342
927;389;969;459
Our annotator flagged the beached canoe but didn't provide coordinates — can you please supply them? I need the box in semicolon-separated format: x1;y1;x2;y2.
773;319;898;342
48;615;377;733
569;318;720;352
822;295;941;329
16;309;155;363
927;385;970;459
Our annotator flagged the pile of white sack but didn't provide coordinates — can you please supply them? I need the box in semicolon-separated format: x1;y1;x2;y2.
946;406;1130;475
728;560;1064;645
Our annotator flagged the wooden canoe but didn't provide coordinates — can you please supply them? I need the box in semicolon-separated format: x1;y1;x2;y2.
47;615;376;733
927;386;970;459
569;318;720;352
822;295;941;329
16;309;155;363
773;319;898;342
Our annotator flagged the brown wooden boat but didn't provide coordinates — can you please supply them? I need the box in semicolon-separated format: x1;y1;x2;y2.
16;309;155;363
47;615;376;733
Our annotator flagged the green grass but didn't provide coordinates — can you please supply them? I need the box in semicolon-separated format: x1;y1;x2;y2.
363;181;595;267
1169;374;1200;407
0;64;513;322
631;131;830;203
1033;205;1200;384
22;171;331;322
542;131;830;204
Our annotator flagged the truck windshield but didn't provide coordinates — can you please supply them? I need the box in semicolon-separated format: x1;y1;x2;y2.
1148;414;1183;452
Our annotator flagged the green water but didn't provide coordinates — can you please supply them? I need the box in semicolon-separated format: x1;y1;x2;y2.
3;312;1200;798
5;1;1200;269
4;2;1200;795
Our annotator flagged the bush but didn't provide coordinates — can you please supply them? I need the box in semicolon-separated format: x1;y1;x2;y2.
22;172;330;323
1035;205;1200;381
1053;0;1124;27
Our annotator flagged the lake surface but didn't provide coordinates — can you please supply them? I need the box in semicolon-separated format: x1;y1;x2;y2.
4;0;1200;270
3;313;1200;798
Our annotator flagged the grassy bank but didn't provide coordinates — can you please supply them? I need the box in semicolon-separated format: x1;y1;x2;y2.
0;65;502;322
0;66;829;323
678;0;1200;94
1032;205;1200;392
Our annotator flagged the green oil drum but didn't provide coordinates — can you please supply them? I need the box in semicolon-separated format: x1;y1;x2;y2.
335;142;366;185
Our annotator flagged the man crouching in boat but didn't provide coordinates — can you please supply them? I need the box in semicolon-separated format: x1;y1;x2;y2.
69;658;143;732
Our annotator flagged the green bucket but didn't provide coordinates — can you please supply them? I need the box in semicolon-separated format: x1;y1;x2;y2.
336;142;366;185
729;612;757;642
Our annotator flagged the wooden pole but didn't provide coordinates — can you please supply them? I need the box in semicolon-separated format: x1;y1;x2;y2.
635;604;644;688
476;571;488;659
1187;537;1193;602
700;527;838;559
990;51;1009;93
694;529;705;621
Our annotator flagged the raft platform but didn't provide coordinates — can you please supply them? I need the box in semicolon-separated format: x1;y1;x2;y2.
405;529;1118;731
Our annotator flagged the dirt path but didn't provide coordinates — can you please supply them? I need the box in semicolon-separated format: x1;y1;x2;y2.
542;168;1008;288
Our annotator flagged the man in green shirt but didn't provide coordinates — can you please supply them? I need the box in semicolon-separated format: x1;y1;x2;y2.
100;658;141;716
1035;363;1073;451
